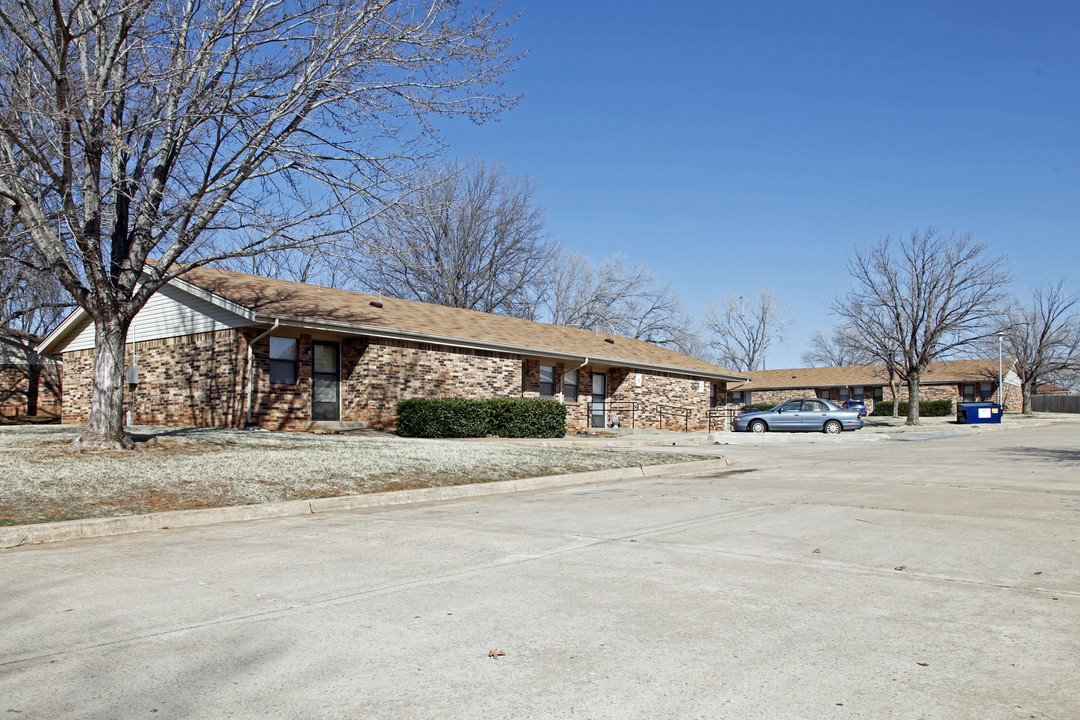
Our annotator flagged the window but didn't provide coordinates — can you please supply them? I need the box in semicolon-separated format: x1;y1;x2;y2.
838;387;850;402
979;382;993;400
819;389;831;400
873;387;883;402
854;387;864;401
563;369;578;403
962;384;976;402
731;391;751;405
269;337;298;385
539;364;555;398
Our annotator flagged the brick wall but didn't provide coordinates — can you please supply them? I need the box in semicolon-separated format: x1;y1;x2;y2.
62;330;250;428
0;360;61;417
60;328;739;434
343;338;522;430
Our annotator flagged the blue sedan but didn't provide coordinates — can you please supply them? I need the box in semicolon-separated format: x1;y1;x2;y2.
733;398;864;434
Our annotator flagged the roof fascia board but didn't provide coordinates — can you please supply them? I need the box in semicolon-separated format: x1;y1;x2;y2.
36;308;89;355
254;313;747;383
164;275;258;322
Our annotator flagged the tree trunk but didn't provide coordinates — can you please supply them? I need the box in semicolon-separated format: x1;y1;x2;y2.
891;382;900;418
71;317;135;450
905;377;921;426
1022;381;1034;415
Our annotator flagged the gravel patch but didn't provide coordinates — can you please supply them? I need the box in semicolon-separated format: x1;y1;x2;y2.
0;425;703;525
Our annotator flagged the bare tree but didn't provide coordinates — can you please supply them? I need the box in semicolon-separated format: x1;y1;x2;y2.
997;279;1080;414
0;0;520;448
702;286;794;372
833;228;1009;425
354;156;554;317
800;325;874;367
534;252;702;355
0;208;72;336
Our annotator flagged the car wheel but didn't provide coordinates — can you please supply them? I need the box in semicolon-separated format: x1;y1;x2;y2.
750;420;766;433
824;420;842;434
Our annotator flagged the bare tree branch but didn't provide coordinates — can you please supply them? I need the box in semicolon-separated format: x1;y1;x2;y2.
702;286;794;372
800;325;874;367
352;156;554;317
534;252;703;356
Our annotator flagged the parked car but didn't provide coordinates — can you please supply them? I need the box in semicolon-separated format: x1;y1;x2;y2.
733;398;864;434
842;399;867;417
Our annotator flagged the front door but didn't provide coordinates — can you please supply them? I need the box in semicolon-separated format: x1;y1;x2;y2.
591;372;606;428
312;341;340;421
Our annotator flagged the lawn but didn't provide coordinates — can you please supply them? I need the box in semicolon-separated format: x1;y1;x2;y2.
1;425;701;525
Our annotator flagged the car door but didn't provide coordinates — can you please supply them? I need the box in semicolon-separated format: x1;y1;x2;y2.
772;400;802;431
801;400;829;430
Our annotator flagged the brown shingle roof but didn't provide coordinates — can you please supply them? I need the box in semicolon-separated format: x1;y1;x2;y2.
175;266;746;381
731;358;1010;390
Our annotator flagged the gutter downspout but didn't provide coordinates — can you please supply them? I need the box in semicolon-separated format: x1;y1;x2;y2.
246;320;280;426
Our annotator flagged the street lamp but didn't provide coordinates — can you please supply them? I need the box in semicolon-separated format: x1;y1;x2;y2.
997;332;1004;408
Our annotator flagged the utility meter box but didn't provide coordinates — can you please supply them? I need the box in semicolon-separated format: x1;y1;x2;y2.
126;366;139;385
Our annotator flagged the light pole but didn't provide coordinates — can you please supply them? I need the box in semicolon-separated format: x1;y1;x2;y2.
997;332;1004;408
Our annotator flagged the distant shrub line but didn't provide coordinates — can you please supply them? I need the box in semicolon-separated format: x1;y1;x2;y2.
395;397;567;438
870;399;953;417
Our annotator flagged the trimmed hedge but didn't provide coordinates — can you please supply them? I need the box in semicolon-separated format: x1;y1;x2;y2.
742;402;777;412
395;397;567;438
871;399;954;417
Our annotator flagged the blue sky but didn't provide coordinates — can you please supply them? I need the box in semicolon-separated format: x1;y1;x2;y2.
440;1;1080;369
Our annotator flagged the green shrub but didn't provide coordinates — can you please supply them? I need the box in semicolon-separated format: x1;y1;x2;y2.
395;397;567;438
742;402;777;411
394;398;488;438
484;397;567;438
871;399;954;417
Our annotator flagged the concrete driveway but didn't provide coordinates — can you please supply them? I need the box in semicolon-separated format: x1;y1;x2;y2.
2;423;1078;719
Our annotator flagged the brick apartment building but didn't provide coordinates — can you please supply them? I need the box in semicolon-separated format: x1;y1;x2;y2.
727;359;1021;413
38;266;747;433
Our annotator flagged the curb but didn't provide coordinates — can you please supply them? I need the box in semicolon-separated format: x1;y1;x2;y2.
0;458;731;549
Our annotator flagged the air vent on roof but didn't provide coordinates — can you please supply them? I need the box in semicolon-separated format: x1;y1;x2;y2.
369;301;383;309
604;338;614;344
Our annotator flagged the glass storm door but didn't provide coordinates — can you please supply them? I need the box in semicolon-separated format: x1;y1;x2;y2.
312;341;340;421
591;372;606;428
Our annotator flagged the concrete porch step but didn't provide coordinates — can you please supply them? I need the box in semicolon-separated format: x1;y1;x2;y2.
302;420;370;434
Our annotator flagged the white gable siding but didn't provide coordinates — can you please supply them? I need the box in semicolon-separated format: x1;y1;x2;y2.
64;283;250;353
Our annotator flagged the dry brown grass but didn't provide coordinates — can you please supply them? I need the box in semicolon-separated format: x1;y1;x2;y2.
0;426;700;525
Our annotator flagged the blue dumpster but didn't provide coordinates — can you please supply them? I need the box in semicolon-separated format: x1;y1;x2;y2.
956;402;1002;424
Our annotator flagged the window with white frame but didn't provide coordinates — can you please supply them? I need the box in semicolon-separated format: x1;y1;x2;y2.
854;386;864;400
962;384;976;402
269;337;298;385
838;387;850;402
539;364;555;398
979;382;993;400
873;387;883;402
563;369;578;403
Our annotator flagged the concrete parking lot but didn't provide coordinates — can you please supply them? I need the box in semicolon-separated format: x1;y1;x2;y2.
2;422;1078;719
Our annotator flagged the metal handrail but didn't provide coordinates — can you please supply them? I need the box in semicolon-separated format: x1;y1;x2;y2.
657;404;691;433
707;406;738;432
589;401;638;429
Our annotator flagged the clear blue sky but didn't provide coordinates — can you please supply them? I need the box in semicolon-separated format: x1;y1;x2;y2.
441;1;1080;369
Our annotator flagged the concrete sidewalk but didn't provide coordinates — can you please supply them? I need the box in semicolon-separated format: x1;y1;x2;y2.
2;423;1077;719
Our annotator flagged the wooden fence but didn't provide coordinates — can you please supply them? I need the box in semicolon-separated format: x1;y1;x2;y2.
1031;394;1080;413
